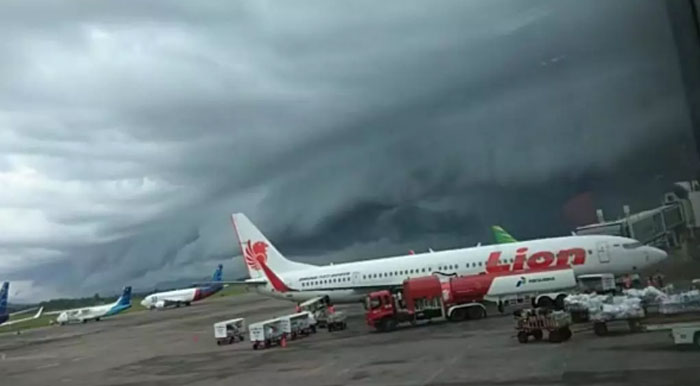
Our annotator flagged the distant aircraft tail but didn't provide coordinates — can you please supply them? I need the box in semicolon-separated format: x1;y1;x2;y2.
116;286;132;306
0;282;8;315
492;225;518;244
231;213;314;280
212;264;223;281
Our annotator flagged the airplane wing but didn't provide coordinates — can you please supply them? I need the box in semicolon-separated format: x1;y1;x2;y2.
9;307;38;317
1;307;44;327
191;278;267;286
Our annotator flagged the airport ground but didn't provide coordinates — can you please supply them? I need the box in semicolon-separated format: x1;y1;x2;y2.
0;292;698;386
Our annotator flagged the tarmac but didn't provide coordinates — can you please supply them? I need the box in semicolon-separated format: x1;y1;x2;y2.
0;292;698;386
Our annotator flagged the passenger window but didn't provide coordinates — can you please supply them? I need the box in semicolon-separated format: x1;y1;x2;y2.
422;268;426;273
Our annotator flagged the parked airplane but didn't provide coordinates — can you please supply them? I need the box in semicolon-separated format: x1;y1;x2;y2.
222;213;668;304
0;282;44;327
140;264;224;310
52;286;132;325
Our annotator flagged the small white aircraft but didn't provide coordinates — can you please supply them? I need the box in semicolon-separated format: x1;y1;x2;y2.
49;286;132;325
0;282;45;327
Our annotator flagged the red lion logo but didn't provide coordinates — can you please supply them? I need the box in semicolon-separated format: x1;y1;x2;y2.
244;240;268;271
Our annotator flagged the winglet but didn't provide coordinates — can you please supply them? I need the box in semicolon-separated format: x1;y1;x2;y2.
33;307;44;319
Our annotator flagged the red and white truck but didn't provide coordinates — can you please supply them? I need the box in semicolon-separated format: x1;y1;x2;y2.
365;267;576;332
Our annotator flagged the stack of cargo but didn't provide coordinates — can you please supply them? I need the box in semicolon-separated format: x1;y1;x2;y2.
590;297;645;322
659;290;700;315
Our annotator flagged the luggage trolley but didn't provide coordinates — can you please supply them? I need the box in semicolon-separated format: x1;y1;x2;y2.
515;308;572;343
214;317;246;345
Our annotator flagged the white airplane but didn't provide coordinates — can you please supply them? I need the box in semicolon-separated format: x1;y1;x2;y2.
52;286;132;325
140;264;224;309
220;213;668;304
0;282;45;327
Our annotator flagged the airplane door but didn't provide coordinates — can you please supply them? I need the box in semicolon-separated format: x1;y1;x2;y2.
596;241;611;263
351;272;360;285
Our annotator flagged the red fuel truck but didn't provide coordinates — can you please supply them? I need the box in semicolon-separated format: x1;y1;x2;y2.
365;267;576;332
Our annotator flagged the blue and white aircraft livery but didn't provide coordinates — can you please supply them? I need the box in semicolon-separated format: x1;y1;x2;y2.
53;286;132;325
140;265;224;309
0;282;44;327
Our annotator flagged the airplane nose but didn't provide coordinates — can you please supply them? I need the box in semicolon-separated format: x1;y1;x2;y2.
652;246;668;262
645;246;668;263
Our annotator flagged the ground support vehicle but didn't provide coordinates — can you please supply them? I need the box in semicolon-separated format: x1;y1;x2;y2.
214;318;245;346
515;308;572;343
249;318;286;350
298;296;333;328
365;275;487;332
282;312;316;340
326;311;347;332
645;322;700;349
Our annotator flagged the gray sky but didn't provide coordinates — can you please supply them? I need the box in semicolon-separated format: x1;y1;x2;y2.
1;0;697;302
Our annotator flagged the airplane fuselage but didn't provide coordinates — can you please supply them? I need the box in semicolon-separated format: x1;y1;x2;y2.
56;302;131;324
253;235;666;303
140;285;222;309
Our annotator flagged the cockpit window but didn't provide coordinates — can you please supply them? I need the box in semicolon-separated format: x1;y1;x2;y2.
623;242;642;249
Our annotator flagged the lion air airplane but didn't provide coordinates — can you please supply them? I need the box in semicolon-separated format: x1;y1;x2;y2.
227;213;668;304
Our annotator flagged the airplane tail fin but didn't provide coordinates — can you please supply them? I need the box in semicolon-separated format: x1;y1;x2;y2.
0;282;8;315
212;264;223;281
116;286;132;306
231;213;313;280
492;225;518;244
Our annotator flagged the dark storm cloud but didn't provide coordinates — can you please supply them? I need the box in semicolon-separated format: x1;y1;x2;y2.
0;0;697;301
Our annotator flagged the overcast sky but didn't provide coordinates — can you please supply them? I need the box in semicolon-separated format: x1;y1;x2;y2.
1;0;698;302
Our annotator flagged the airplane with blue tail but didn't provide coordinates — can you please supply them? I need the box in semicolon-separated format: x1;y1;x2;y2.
0;282;45;327
51;286;132;325
140;264;224;310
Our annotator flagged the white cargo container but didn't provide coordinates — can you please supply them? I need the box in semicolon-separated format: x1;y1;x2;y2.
249;318;286;350
213;318;245;346
282;312;316;339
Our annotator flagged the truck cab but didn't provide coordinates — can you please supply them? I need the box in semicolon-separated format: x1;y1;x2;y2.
365;290;396;329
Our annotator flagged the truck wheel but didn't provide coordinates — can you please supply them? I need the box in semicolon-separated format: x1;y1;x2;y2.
450;308;467;322
532;329;543;341
311;325;317;333
386;318;398;331
627;320;642;333
217;340;222;346
95;318;101;322
517;331;529;344
536;297;554;309
252;343;259;350
549;330;561;343
185;302;191;306
560;327;572;341
593;322;608;336
554;295;567;311
467;306;486;320
694;332;700;349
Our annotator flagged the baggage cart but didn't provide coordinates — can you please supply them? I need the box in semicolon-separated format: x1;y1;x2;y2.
515;308;572;343
249;318;286;350
214;317;245;345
